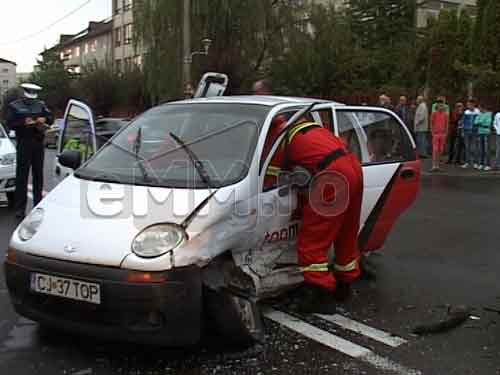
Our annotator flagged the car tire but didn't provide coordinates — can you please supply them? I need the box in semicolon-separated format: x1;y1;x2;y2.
204;287;265;347
6;192;15;209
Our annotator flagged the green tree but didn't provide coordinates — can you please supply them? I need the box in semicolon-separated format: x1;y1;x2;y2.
29;50;74;112
270;3;369;97
134;0;308;103
348;0;416;89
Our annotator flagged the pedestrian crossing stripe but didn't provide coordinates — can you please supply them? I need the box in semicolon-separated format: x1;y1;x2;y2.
263;308;421;375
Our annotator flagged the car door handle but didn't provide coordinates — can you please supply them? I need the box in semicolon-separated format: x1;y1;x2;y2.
400;169;416;180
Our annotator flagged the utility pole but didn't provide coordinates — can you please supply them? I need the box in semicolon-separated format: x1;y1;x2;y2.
183;0;192;88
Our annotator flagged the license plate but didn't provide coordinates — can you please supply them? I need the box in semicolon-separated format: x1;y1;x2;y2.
30;273;101;305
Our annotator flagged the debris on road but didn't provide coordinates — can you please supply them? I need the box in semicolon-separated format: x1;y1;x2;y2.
412;305;472;335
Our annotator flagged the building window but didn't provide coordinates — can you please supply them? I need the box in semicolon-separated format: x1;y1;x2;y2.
114;0;122;14
124;0;132;11
2;68;8;73
133;55;142;67
85;43;89;54
60;52;65;60
2;80;9;85
91;40;98;53
124;24;133;45
75;46;80;57
115;59;122;73
115;28;122;47
64;49;73;60
124;57;133;71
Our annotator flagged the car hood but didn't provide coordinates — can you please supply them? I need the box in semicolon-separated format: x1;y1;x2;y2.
10;175;213;267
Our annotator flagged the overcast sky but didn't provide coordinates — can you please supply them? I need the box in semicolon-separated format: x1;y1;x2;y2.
0;0;111;72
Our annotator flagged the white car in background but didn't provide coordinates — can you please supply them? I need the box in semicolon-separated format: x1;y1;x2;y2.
0;122;16;207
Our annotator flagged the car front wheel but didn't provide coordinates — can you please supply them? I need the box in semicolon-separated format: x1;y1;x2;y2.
204;287;265;347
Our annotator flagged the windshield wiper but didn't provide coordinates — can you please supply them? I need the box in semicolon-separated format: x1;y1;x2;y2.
134;127;153;182
169;132;213;188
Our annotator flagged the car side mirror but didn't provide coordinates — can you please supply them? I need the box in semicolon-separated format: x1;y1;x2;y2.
59;150;81;170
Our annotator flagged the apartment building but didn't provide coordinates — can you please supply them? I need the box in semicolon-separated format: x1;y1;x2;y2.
0;58;17;103
112;0;142;72
43;19;113;74
417;0;477;27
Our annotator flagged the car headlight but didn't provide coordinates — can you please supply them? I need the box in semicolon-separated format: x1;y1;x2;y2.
132;224;186;258
0;153;16;166
18;208;44;241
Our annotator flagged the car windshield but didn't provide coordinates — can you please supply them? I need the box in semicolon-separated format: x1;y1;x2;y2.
75;103;269;188
0;124;6;138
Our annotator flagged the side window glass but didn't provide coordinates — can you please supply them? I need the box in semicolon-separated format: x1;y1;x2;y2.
336;112;363;161
261;113;289;192
312;109;334;132
62;105;94;162
344;111;413;165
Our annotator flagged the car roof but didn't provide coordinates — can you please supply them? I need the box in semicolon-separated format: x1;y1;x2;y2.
169;95;344;107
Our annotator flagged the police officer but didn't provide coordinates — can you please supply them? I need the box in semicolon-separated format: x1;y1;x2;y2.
5;83;53;219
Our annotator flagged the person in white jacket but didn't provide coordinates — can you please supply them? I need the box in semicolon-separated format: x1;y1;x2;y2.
494;111;500;170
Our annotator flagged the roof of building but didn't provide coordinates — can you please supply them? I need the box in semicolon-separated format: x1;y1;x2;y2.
0;58;17;66
42;18;112;54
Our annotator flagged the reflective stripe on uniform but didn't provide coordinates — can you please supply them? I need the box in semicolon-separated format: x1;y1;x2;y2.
287;122;322;145
301;263;330;272
266;165;282;177
333;259;359;273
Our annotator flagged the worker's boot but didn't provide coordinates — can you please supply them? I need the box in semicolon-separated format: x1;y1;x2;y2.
295;285;336;315
360;254;377;281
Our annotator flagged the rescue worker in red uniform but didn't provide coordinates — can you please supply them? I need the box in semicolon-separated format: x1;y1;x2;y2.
268;118;363;312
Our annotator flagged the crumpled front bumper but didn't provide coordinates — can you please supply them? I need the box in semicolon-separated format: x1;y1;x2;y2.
4;250;202;346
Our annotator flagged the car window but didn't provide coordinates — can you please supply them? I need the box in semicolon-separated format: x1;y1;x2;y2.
77;104;269;188
62;104;94;162
337;110;414;165
336;111;363;161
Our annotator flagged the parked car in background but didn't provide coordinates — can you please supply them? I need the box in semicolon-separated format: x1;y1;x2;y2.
0;122;16;208
54;107;129;176
44;119;63;149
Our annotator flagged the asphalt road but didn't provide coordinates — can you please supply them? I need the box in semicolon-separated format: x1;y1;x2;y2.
1;150;500;375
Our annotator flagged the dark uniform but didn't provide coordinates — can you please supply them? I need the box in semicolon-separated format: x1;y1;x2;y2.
5;98;53;217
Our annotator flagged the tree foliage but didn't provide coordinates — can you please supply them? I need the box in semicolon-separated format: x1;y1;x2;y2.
134;0;308;102
29;50;75;111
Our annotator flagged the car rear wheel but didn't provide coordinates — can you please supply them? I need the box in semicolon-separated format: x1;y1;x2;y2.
204;287;265;347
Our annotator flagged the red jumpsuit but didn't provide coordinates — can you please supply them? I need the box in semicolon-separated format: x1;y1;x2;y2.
287;124;363;292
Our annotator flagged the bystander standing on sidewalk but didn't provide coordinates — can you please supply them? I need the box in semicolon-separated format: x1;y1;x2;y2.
494;110;500;170
378;94;393;110
395;95;412;134
461;99;480;169
447;102;464;164
430;103;449;172
474;104;493;171
414;95;429;158
432;96;450;113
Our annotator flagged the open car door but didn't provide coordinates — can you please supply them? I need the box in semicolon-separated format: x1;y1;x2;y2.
332;106;421;253
194;72;228;98
56;100;96;177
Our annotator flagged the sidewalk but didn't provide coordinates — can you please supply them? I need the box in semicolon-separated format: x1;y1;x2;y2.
420;158;500;177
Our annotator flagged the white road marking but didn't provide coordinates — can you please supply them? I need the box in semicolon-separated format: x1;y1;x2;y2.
316;314;407;348
263;308;421;375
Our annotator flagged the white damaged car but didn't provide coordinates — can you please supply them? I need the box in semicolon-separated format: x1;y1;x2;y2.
0;122;16;207
5;96;420;345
